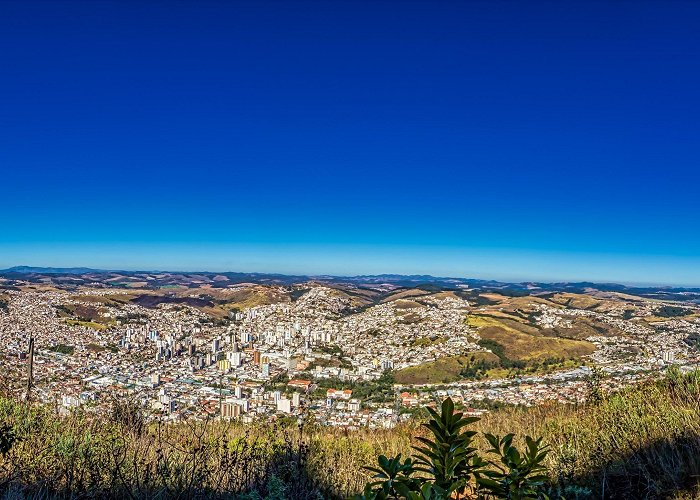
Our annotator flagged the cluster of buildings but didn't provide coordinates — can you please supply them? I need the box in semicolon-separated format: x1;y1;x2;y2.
533;303;698;366
1;285;699;430
236;288;481;373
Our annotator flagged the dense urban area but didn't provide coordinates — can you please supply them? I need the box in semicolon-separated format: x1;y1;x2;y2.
2;269;699;430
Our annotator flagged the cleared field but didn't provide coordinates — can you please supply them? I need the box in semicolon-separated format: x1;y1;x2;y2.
468;305;600;357
548;292;604;310
64;319;109;330
125;281;148;288
73;292;145;305
479;325;595;361
467;310;527;323
380;288;430;303
420;291;459;300
395;352;500;385
410;336;447;347
392;299;423;310
467;314;536;334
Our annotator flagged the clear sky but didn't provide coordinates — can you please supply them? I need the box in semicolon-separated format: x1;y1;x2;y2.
2;1;699;285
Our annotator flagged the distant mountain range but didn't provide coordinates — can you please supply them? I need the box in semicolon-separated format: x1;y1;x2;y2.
3;266;106;274
2;265;700;303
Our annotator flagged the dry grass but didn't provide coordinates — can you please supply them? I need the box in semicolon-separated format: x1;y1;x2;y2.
2;372;700;499
547;293;605;310
468;313;596;361
479;326;595;361
63;319;109;330
380;289;430;303
394;352;500;385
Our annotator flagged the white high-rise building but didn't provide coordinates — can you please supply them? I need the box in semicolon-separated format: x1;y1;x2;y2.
276;398;292;413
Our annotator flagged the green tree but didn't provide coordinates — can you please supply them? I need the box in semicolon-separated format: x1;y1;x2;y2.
585;366;606;403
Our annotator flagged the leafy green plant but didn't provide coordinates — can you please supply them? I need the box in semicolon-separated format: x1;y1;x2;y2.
477;434;550;499
412;398;486;497
356;398;552;500
354;398;486;499
265;474;287;500
357;454;420;499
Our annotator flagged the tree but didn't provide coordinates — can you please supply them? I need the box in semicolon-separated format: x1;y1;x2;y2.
585;366;606;403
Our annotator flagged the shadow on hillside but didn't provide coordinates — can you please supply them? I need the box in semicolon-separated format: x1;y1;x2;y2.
566;433;700;499
0;445;326;500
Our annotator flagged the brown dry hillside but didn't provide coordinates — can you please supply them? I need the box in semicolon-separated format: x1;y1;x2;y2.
468;313;596;361
380;288;431;303
546;292;632;314
395;352;500;384
479;325;594;361
541;316;624;340
74;292;143;306
180;285;291;318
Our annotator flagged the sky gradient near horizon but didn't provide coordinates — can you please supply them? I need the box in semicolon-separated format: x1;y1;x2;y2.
2;1;700;285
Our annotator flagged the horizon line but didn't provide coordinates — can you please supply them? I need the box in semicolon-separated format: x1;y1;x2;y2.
3;264;700;290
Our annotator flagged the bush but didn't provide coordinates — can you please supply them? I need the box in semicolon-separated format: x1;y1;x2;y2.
0;422;17;456
478;434;549;499
355;398;550;499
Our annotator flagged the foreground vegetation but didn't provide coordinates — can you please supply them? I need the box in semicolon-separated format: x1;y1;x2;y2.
1;368;700;498
356;398;552;499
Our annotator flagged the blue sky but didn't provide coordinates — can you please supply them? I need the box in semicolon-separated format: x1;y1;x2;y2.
2;1;699;285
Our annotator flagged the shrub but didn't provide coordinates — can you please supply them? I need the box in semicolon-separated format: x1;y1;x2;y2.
355;398;549;499
0;423;17;456
477;434;549;499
